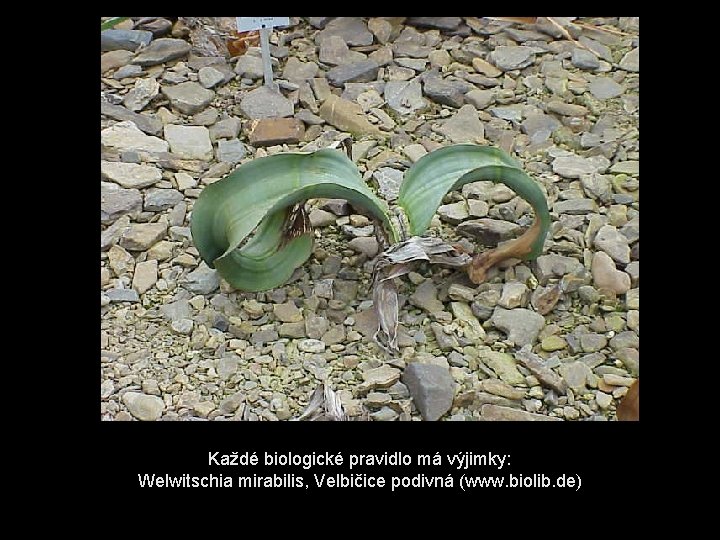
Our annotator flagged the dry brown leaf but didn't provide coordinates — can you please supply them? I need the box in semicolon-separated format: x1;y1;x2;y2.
617;379;639;421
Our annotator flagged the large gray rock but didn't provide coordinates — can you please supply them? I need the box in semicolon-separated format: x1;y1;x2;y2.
490;46;536;71
437;104;485;143
163;124;213;160
402;363;456;421
161;82;214;115
234;55;264;79
490;307;545;347
216;139;246;163
406;17;462;30
101;120;168;153
326;60;380;87
100;102;163;136
534;254;584;284
240;86;294;119
120;223;167;251
144;188;184;211
101;29;153;52
619;47;639;72
319;35;366;65
372;167;403;201
423;76;465;108
594;225;631;264
589;77;624;100
132;38;191;66
318;94;383;137
122;392;164;420
384;79;427;115
282;57;319;83
457;219;521;245
316;17;374;47
101;161;162;189
521;112;561;142
411;280;444;314
481;404;561;421
552;155;609;178
122;78;160;112
571;48;600;70
101;182;142;224
591;251;631;294
182;262;220;295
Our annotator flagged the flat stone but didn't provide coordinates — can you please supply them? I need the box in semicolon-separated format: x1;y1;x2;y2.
490;46;536;71
101;29;153;52
198;66;226;89
273;302;303;323
132;259;158;294
362;366;401;390
122;392;164;420
182;262;220;295
399;144;426;163
298;339;326;353
464;89;495;110
120;223;167;251
571;48;600;70
457;219;521;245
589;77;624;99
553;155;609;178
171;318;193;335
326;60;380;87
437;104;485;143
407;17;461;30
402;363;456;421
515;346;568;394
113;63;144;79
278;321;306;338
521;112;561;142
249;118;305;147
368;18;393;44
553;199;597;214
498;282;529;309
580;333;607;353
161;82;214;115
559;361;592;393
423;76;465;108
316;17;374;47
106;287;140;303
144;188;183;211
240;86;294;119
437;202;469;224
609;331;639;350
384;79;427;115
216;139;246;164
581;173;613;202
163;124;213;160
251;329;279;345
122;77;160;112
100;183;140;225
234;55;264;79
431;322;459;351
209;117;242;141
319;35;366;65
547;101;588;117
101;120;168;153
619;47;639;72
132;38;191;66
448;284;475;303
594;225;631;264
309;208;336;227
592;251;630;294
481;351;525;385
108;245;135;276
348;237;379;257
534;254;584;284
610;161;640;175
102;49;135;73
411;280;444;314
282;57;319;83
481;404;561;421
490;307;545;347
101;161;163;190
318;94;383;137
472;57;502;77
372;167;403;201
100;102;163;136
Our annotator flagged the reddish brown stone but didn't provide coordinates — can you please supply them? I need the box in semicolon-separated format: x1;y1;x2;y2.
248;118;305;147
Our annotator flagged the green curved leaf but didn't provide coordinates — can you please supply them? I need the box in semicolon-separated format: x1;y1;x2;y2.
191;149;397;291
397;144;550;260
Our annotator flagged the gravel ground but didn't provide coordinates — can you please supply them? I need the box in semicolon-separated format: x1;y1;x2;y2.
100;16;639;421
